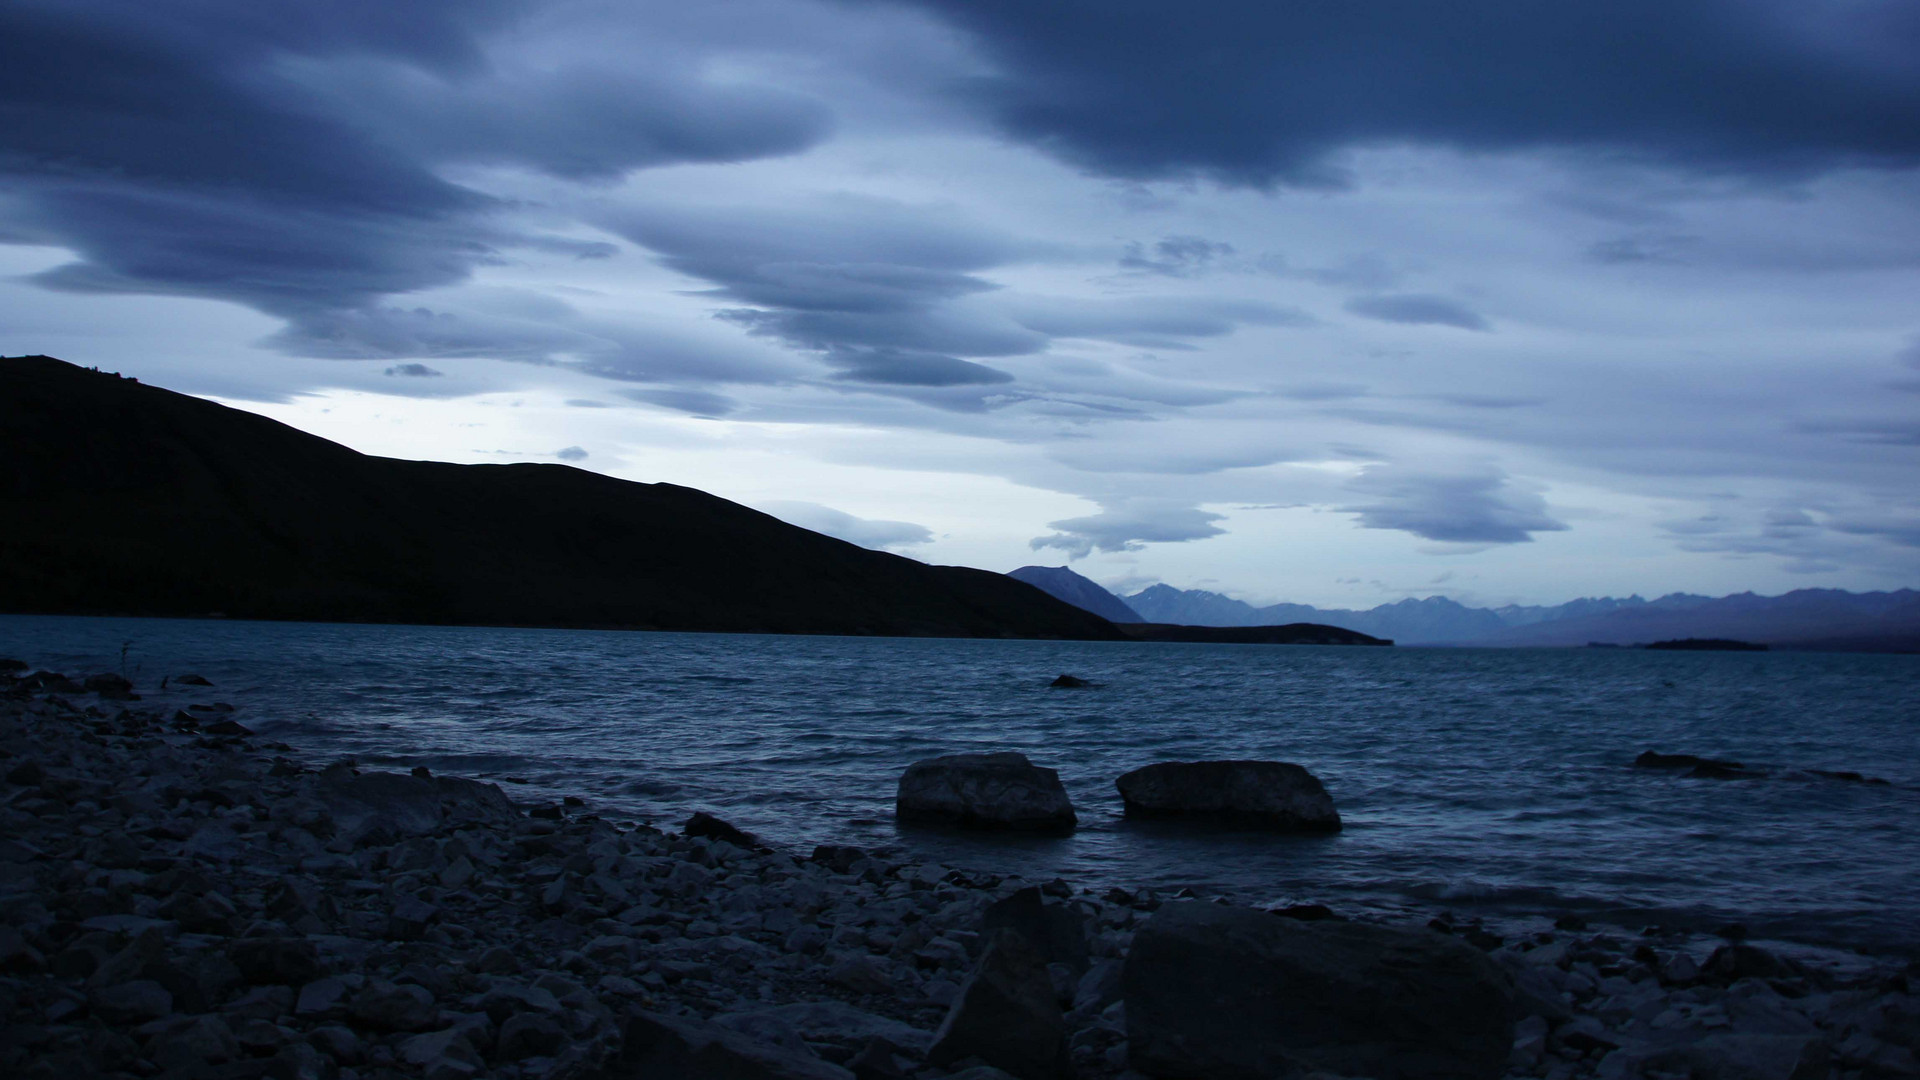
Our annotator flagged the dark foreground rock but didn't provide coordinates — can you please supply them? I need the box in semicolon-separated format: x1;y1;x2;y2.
981;888;1090;975
317;765;522;845
928;929;1070;1080
605;1010;856;1079
1124;902;1515;1080
1115;760;1341;832
895;753;1076;834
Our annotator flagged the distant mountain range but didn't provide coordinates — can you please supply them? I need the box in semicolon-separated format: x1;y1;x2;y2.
1012;566;1920;652
0;356;1122;640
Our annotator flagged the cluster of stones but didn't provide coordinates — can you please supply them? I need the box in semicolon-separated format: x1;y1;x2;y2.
894;754;1342;836
2;660;1916;1080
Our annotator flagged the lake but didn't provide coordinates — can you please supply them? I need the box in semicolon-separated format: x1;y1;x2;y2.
5;614;1916;955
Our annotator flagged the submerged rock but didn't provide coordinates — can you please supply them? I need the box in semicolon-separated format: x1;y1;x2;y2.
896;753;1077;834
1807;769;1891;785
1635;750;1745;771
686;809;759;848
1691;761;1768;779
1124;901;1515;1080
82;672;136;699
1115;760;1342;832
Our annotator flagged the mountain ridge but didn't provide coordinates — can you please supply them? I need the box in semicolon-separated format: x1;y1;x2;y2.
1008;565;1145;623
1119;582;1920;650
0;355;1125;641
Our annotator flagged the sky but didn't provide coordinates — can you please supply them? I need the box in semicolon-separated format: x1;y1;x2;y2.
3;0;1918;609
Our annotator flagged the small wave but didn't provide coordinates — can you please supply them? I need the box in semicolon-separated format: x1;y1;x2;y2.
622;779;683;796
1404;879;1592;907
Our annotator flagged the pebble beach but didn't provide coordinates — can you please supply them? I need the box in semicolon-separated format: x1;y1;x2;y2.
3;663;1916;1080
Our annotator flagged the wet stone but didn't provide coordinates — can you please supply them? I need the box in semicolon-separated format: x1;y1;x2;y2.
229;936;323;986
349;979;438;1032
89;978;173;1023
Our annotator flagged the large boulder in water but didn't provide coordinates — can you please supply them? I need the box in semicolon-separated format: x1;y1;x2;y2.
1115;760;1341;832
896;753;1076;834
1124;902;1515;1080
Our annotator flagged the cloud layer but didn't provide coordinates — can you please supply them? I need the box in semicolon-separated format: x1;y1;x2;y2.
2;0;1917;604
879;0;1920;187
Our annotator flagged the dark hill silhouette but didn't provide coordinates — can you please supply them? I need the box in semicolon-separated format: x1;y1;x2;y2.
1118;623;1391;646
0;356;1124;640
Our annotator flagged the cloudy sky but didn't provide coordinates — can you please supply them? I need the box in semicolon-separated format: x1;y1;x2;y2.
5;0;1918;608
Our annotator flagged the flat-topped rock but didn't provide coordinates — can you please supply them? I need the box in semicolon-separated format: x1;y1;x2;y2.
896;752;1077;834
1115;759;1341;832
316;767;520;845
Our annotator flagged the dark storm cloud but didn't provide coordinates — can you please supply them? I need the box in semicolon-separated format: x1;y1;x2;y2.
14;0;533;73
877;0;1920;187
623;388;741;418
0;1;829;359
1260;252;1403;292
1009;296;1316;345
1587;235;1701;265
1345;294;1491;332
1279;383;1369;402
819;348;1015;387
1831;516;1920;549
1434;394;1546;410
1656;506;1897;572
1030;500;1227;559
293;60;833;181
759;502;934;550
1341;466;1567;544
1797;418;1920;446
604;198;1028;386
384;363;444;377
607;198;1294;389
1119;236;1235;277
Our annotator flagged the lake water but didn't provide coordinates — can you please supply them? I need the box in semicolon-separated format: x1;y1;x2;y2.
6;614;1917;956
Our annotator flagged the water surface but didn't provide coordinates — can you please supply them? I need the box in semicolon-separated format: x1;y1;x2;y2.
6;614;1915;954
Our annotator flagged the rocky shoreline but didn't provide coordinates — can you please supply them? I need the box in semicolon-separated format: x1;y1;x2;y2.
2;666;1916;1079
